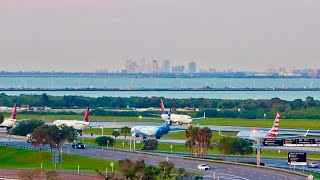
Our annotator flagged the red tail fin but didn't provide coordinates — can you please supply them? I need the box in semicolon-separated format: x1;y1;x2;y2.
160;100;165;114
11;104;17;119
266;113;280;137
84;107;90;122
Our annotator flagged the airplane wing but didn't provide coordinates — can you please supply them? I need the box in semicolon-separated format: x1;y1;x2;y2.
277;129;309;138
146;113;162;117
137;113;164;121
167;129;185;134
191;112;206;120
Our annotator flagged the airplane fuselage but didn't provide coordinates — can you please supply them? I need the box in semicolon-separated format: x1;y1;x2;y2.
131;125;170;139
160;114;192;124
237;130;270;141
53;120;90;130
0;118;16;129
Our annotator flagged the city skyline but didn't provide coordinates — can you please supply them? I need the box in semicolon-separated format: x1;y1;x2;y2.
1;0;319;72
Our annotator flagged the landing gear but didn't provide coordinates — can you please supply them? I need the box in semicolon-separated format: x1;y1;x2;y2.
156;136;161;139
135;134;139;138
143;136;147;139
6;127;12;130
179;122;183;125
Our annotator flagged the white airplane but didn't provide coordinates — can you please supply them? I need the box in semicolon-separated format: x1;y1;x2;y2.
139;100;205;125
131;113;176;139
0;104;17;130
236;113;309;141
53;108;90;133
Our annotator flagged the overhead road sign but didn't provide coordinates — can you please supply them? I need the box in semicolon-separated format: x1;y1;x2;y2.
288;152;307;166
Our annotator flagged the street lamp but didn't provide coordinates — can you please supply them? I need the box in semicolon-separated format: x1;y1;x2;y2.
100;126;104;136
170;145;173;153
107;140;109;149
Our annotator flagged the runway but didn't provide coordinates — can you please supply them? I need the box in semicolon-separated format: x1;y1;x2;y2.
0;137;308;180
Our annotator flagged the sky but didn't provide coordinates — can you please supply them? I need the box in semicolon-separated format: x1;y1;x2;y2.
0;0;319;72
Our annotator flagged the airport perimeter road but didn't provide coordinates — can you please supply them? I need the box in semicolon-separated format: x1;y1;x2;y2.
0;138;306;180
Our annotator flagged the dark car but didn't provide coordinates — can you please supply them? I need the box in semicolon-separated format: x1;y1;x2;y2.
72;142;85;149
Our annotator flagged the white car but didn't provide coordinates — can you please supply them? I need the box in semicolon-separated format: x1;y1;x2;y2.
197;164;210;170
308;162;318;168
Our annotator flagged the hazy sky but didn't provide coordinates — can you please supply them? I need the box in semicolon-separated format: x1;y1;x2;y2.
0;0;319;72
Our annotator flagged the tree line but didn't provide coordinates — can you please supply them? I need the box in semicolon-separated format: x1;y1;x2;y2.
1;93;320;119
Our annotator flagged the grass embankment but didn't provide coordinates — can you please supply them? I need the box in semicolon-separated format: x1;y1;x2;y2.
14;113;320;130
0;146;118;171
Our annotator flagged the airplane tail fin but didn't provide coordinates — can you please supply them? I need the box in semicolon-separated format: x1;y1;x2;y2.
266;113;280;137
160;100;165;114
164;112;172;127
84;107;90;122
10;104;17;119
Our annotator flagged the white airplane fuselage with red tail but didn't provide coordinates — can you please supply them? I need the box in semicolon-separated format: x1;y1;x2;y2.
237;113;281;141
53;108;90;132
158;100;205;125
0;105;17;130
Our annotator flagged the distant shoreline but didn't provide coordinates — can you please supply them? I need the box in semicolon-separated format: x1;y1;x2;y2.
1;87;319;91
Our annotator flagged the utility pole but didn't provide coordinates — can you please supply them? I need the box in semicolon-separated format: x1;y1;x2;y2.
257;138;261;166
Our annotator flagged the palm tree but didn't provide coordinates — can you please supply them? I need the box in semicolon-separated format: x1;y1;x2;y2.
112;130;120;143
121;126;131;141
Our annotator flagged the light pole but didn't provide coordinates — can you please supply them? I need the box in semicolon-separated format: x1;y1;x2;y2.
107;140;109;149
77;165;80;174
257;138;261;166
100;126;104;136
110;162;114;173
170;145;172;153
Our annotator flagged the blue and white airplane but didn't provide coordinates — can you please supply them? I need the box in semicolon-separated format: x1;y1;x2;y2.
131;113;175;139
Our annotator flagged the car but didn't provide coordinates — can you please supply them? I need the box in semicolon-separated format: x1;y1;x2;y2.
197;164;210;170
26;133;33;143
72;142;85;149
308;162;318;168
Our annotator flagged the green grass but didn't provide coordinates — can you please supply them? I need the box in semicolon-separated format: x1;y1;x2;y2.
0;145;118;171
196;118;320;130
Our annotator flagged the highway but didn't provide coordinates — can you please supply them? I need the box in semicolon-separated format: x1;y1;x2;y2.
0;137;309;180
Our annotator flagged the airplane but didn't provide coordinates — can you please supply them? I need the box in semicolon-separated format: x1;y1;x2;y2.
52;107;90;133
131;112;176;139
236;113;309;141
139;100;205;126
0;104;17;130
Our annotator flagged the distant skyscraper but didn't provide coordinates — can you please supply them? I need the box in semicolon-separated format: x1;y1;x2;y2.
125;59;138;73
172;65;185;73
188;62;196;73
152;60;159;73
161;60;171;73
137;57;146;73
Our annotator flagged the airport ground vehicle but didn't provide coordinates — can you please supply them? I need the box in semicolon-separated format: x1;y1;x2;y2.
308;162;318;168
197;164;210;170
72;142;85;149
